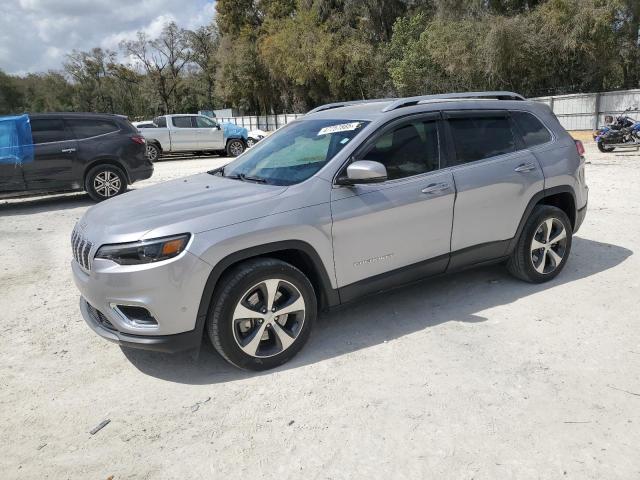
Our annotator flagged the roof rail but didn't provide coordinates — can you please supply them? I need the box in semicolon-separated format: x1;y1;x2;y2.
380;91;525;113
306;98;395;115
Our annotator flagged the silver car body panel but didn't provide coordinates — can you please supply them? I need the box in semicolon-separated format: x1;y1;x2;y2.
71;95;588;343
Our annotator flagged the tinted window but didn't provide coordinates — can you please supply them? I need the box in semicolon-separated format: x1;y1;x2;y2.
154;117;167;128
66;119;119;139
361;119;439;180
30;118;73;144
195;116;217;128
448;115;515;164
512;111;552;147
137;123;156;129
172;116;193;128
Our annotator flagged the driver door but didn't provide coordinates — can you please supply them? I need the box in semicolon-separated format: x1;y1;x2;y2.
330;113;455;297
194;115;224;150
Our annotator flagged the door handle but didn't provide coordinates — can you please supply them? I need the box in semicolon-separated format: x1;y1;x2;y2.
61;148;76;153
514;162;536;172
421;182;450;194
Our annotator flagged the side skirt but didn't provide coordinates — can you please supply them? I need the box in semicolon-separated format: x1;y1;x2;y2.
334;239;512;307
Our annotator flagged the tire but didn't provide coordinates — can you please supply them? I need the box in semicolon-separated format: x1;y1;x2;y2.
85;164;127;202
206;258;317;371
597;141;615;152
507;205;573;283
226;139;245;157
146;142;161;162
246;137;257;148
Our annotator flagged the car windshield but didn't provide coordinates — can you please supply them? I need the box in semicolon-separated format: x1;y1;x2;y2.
219;119;369;185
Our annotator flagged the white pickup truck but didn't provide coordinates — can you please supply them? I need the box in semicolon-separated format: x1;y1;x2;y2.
137;114;248;161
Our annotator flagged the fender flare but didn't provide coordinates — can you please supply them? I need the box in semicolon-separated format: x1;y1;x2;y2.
192;240;339;342
507;185;577;254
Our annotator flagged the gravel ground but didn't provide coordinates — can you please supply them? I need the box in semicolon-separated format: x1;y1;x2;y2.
1;145;639;479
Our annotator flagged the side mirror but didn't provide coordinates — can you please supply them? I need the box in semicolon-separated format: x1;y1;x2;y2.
338;160;387;185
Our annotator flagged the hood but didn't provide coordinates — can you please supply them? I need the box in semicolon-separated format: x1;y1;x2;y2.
80;173;287;243
222;122;248;140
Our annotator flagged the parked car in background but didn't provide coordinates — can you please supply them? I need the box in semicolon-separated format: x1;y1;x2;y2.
132;120;157;130
247;129;267;147
140;114;248;161
0;112;152;201
71;91;587;370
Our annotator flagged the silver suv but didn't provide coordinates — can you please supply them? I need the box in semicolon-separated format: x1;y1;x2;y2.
71;92;588;370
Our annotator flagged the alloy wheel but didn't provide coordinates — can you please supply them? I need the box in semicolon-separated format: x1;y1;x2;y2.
530;217;568;274
232;279;306;358
229;141;244;156
93;170;122;198
146;144;158;161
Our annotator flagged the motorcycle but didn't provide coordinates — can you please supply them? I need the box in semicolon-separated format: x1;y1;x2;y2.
594;106;640;152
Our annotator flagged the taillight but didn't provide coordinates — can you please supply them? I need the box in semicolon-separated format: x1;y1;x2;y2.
574;139;585;156
131;135;146;145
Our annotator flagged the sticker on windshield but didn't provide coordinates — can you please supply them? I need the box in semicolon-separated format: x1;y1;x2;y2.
317;122;362;136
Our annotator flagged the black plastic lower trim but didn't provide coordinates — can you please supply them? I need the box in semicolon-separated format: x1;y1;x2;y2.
338;255;449;304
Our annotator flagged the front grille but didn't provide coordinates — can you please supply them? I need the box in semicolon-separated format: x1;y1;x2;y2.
86;302;117;331
71;229;94;270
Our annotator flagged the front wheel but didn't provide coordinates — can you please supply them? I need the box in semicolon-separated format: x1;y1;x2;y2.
597;141;615;152
207;258;317;370
507;205;573;283
85;165;127;202
246;137;257;148
226;139;245;157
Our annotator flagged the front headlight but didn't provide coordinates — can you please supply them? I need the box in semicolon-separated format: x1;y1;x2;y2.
95;234;190;265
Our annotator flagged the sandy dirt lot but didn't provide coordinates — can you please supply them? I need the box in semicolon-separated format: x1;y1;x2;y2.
1;145;639;479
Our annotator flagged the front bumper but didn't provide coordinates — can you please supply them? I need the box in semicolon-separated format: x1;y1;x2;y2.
79;297;203;353
72;250;212;339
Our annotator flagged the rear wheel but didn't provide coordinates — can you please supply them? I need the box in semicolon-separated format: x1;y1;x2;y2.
207;258;317;371
507;205;572;283
226;139;245;157
85;165;127;202
146;143;160;162
597;141;615;152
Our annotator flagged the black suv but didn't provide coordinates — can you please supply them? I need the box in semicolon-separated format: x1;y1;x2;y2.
0;113;153;201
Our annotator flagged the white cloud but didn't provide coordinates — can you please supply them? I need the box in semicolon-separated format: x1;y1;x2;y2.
0;0;216;74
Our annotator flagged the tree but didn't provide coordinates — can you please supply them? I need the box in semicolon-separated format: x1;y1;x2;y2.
186;24;220;110
121;22;192;113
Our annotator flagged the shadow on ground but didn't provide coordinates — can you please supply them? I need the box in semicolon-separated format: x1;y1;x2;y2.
123;237;632;384
0;192;92;216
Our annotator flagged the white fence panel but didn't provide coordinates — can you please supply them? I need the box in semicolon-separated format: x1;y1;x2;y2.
220;91;640;132
532;89;640;130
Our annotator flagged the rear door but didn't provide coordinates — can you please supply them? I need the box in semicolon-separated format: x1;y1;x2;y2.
331;113;455;294
169;116;200;151
443;110;544;267
22;117;77;191
194;115;224;150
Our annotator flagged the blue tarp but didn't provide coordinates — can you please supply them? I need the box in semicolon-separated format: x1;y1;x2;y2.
221;122;248;140
0;114;34;165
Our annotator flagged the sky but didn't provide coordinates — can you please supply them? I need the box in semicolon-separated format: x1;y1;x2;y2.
0;0;216;75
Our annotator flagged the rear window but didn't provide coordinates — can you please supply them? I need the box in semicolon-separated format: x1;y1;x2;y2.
448;115;515;164
66;119;119;139
172;116;193;128
154;117;167;128
512;111;552;147
30;118;73;144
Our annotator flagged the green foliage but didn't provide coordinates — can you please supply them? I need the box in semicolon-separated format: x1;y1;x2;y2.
0;0;638;117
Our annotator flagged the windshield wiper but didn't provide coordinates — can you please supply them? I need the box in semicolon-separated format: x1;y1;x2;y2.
239;174;267;184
